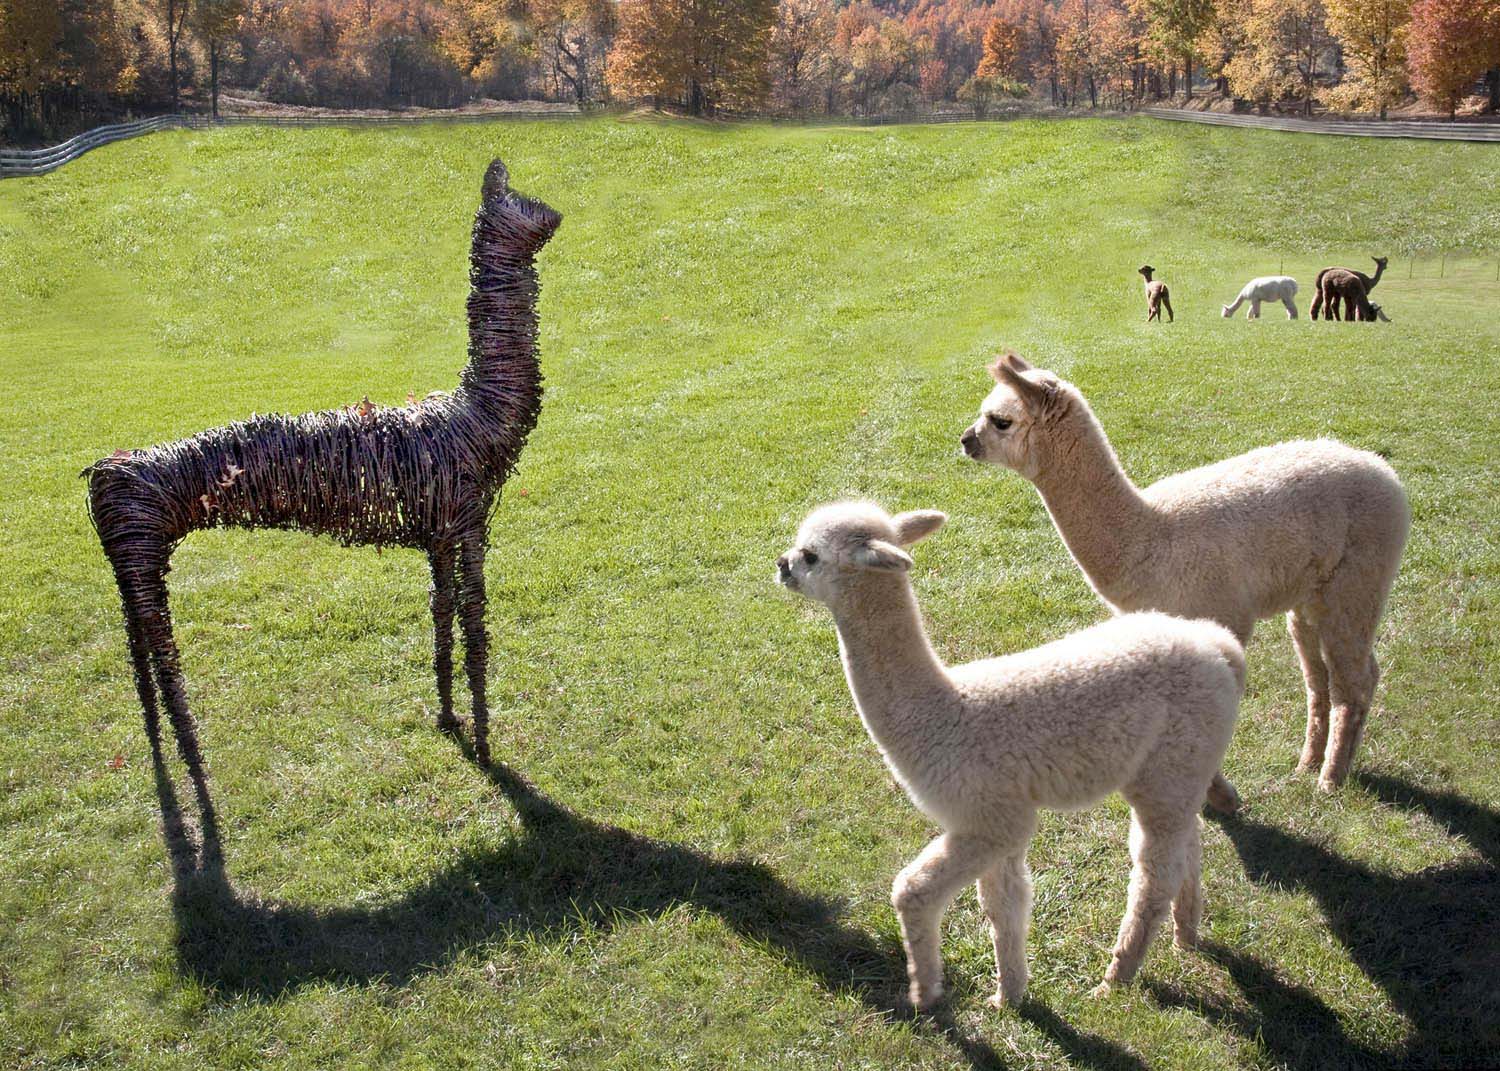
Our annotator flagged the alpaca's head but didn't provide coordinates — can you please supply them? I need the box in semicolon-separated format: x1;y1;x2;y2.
1372;256;1389;272
959;352;1073;481
1368;302;1391;322
1221;304;1233;317
1138;265;1155;282
777;502;946;605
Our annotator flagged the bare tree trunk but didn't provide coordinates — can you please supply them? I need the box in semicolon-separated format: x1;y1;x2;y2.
168;0;180;112
1489;67;1500;114
1184;55;1192;100
210;40;220;119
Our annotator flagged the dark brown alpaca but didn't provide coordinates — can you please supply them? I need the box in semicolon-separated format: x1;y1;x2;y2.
1138;265;1173;322
85;160;561;860
1318;269;1390;322
1311;256;1387;320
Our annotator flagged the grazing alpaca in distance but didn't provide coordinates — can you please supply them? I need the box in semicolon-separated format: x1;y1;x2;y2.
1319;269;1390;322
1138;265;1174;322
960;354;1409;794
777;503;1243;1008
86;160;561;859
1221;276;1299;319
1311;255;1387;319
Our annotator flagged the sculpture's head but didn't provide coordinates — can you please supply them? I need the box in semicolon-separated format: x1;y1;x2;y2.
776;502;945;606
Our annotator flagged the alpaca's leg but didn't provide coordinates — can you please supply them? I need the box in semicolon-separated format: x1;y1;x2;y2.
892;831;1003;1009
1162;292;1174;322
458;535;492;766
1171;817;1204;950
1282;296;1298;319
1248;299;1261;319
1311;291;1323;319
1095;809;1190;995
976;853;1032;1007
1288;608;1331;774
428;544;459;735
133;562;222;862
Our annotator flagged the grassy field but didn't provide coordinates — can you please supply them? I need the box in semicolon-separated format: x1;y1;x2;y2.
1;115;1497;1070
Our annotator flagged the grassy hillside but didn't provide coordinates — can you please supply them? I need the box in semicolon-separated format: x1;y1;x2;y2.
1;116;1496;1070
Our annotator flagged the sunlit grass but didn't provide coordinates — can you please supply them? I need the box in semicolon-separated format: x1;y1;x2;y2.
1;116;1496;1069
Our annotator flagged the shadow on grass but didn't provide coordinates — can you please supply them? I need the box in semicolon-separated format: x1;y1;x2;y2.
151;734;1142;1071
1148;773;1499;1070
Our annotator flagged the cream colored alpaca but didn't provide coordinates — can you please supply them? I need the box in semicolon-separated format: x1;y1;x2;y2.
776;503;1243;1009
1221;275;1299;319
960;354;1409;794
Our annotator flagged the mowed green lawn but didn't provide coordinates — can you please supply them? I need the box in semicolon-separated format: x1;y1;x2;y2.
1;116;1496;1070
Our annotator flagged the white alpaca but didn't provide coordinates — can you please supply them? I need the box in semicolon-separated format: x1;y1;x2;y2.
1222;276;1299;319
776;502;1243;1008
960;354;1409;795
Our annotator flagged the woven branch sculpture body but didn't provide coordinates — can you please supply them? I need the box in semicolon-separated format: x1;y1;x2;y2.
87;160;561;854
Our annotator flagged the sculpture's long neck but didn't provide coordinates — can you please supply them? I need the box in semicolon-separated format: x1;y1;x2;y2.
1030;406;1156;596
455;190;561;480
827;574;957;771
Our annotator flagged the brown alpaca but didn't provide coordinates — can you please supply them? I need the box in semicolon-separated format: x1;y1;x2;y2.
1138;265;1173;323
1318;269;1389;323
1311;256;1387;319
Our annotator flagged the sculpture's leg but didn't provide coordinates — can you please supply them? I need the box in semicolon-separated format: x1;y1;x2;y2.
428;543;459;736
132;559;222;863
458;534;491;766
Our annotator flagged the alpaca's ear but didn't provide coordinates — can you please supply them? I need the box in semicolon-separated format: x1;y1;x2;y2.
892;510;946;546
986;351;1032;380
992;360;1050;410
856;540;913;572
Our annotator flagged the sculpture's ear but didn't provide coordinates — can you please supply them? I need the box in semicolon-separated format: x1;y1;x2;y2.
892;510;946;547
855;539;913;572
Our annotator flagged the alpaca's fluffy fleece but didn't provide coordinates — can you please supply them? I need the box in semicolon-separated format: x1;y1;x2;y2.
777;502;1244;1008
960;354;1410;794
1222;275;1299;319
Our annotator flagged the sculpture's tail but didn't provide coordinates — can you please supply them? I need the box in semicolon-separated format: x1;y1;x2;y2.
459;158;563;465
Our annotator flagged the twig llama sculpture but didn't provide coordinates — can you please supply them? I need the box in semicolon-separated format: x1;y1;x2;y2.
960;354;1409;795
776;503;1243;1007
1318;269;1391;322
1221;276;1299;319
1137;265;1173;322
87;159;560;856
1311;255;1387;319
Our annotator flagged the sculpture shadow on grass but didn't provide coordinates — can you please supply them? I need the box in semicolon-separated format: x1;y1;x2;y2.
1146;772;1498;1070
150;731;1144;1071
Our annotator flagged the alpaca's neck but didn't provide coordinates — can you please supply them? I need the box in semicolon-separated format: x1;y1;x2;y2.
1368;262;1384;290
1030;407;1156;596
827;575;957;770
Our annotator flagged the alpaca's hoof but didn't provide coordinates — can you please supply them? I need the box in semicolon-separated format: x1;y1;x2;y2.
1173;931;1199;952
1090;980;1117;1000
1295;757;1320;775
986;986;1026;1010
1206;777;1241;815
1316;775;1341;794
909;979;944;1011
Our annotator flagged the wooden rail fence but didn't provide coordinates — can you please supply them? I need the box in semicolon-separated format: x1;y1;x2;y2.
4;105;1495;179
1142;107;1500;142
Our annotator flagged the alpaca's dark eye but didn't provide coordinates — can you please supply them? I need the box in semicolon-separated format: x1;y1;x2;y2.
803;550;819;566
988;415;1013;431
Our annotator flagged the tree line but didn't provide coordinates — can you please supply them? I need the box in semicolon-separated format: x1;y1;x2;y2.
3;0;1498;144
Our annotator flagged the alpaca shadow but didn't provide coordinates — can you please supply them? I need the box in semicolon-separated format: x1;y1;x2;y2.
1153;775;1499;1070
150;733;1140;1071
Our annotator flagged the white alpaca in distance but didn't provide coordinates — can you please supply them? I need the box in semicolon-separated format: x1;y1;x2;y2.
777;502;1243;1009
960;354;1409;794
1222;275;1299;319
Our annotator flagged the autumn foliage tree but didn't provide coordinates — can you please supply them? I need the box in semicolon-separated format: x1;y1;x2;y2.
607;0;776;115
1406;0;1500;117
1224;0;1333;114
1320;0;1410;117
